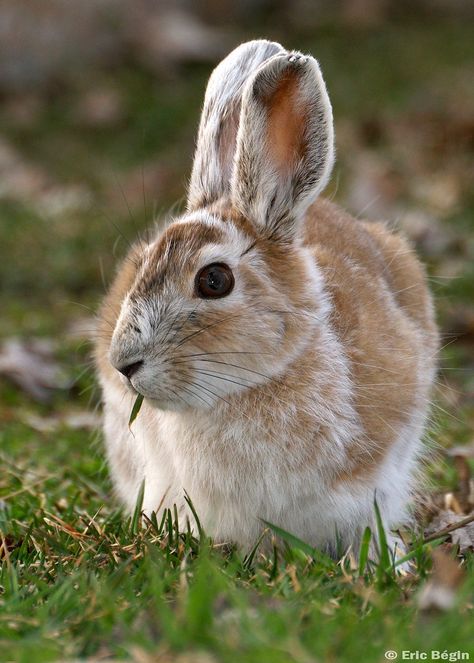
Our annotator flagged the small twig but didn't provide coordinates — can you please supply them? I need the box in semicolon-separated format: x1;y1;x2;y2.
0;475;54;501
422;512;474;545
0;531;12;569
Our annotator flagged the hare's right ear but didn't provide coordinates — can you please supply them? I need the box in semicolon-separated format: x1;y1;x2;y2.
187;40;285;211
230;52;334;243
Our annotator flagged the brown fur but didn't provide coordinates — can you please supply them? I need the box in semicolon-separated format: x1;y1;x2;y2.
96;245;141;383
304;198;438;480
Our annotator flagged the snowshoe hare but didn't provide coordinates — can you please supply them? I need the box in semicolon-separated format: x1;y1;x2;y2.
96;40;438;557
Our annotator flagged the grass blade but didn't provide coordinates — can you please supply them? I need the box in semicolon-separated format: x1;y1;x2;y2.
393;536;446;569
129;393;144;428
184;491;203;537
373;494;391;580
243;530;267;571
262;519;334;569
358;526;372;576
130;480;145;535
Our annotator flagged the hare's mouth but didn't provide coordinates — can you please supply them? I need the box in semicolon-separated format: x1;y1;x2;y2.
117;371;139;394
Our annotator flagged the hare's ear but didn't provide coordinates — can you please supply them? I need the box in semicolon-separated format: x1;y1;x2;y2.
187;40;285;211
231;52;334;242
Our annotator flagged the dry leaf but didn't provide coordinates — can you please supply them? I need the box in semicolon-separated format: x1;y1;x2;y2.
66;316;98;341
425;510;474;554
446;443;474;459
0;137;49;199
128;8;231;70
131;647;218;663
74;87;125;128
0;338;69;402
0;138;91;214
23;410;101;433
345;150;402;220
418;548;464;612
444;445;474;514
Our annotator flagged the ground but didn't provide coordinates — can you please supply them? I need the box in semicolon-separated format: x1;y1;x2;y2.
0;18;473;663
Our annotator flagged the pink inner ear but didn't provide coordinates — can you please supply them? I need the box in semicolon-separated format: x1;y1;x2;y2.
267;72;308;172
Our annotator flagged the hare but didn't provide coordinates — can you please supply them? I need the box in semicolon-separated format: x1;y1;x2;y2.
95;40;438;557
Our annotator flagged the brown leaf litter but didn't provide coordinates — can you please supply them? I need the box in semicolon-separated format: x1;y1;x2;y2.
0;337;70;402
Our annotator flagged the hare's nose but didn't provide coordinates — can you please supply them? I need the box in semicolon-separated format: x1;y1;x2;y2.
117;360;143;380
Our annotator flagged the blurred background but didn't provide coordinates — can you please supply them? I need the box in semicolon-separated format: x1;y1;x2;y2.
0;0;472;445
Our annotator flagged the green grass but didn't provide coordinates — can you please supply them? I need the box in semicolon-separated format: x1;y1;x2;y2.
1;17;473;663
1;420;473;663
1;439;474;662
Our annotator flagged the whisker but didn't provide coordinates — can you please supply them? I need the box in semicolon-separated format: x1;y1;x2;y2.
177;378;215;408
115;176;147;255
170;383;199;409
194;369;259;390
161;300;203;352
97;206;140;266
158;299;186;350
172;358;271;382
170;305;323;355
170;309;246;352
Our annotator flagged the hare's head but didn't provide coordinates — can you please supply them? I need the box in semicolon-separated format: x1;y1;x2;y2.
106;40;335;411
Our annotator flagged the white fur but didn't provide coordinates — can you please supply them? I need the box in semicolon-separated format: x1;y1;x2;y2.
188;40;285;210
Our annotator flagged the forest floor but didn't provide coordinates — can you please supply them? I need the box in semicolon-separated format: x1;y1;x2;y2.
0;20;473;662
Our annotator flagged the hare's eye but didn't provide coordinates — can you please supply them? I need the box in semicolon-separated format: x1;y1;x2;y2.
195;263;234;299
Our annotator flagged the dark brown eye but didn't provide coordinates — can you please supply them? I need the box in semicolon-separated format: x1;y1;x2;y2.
195;263;234;299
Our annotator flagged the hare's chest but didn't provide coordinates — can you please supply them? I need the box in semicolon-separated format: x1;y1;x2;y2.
157;415;304;509
162;414;265;487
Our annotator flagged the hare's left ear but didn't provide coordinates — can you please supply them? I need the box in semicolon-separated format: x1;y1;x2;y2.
187;40;285;211
231;52;334;242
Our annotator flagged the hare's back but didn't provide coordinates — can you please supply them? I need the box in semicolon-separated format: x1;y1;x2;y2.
304;197;437;349
303;198;437;471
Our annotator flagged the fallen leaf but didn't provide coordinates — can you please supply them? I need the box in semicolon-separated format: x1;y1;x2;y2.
34;184;92;217
443;445;474;514
66;316;98;341
128;8;231;71
444;492;465;515
441;307;474;345
23;410;101;433
0;137;49;199
0;138;91;214
74;87;125;128
130;646;218;663
0;338;69;402
341;0;389;27
345;150;403;220
418;547;465;612
412;173;462;216
2;93;43;128
0;1;123;92
425;510;474;554
447;443;474;459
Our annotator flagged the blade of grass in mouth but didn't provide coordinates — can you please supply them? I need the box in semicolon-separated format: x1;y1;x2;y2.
129;393;144;427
